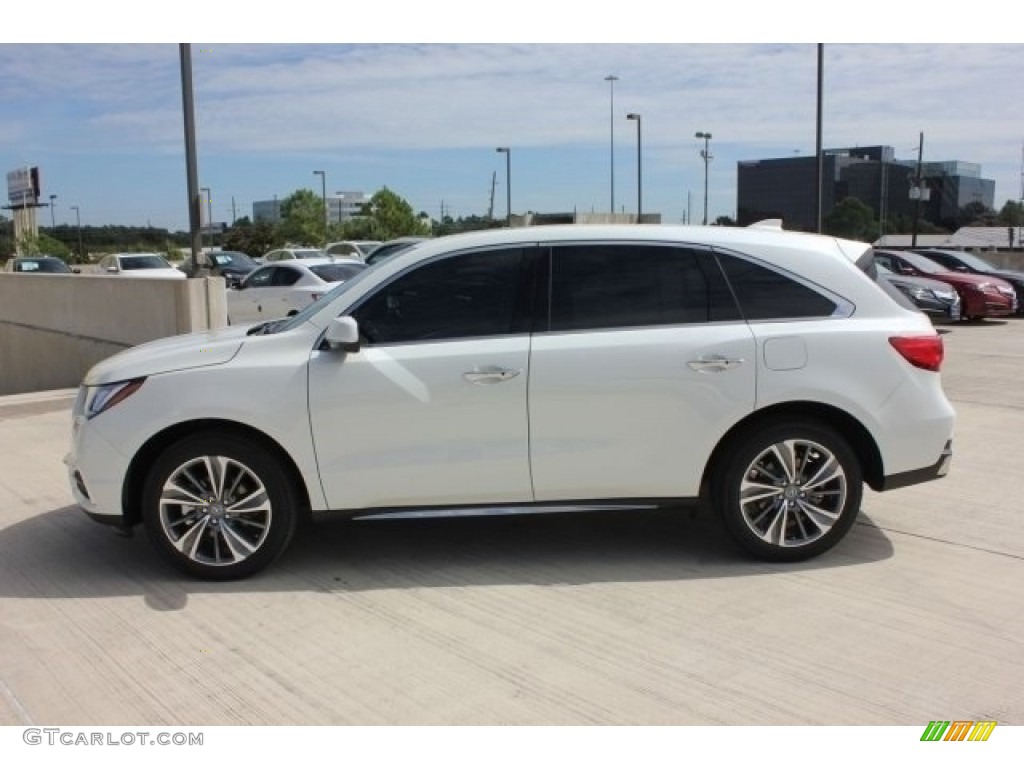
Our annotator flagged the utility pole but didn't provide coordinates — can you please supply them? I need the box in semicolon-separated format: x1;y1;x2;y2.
231;195;237;225
179;44;202;274
815;43;824;234
911;131;924;248
488;171;496;221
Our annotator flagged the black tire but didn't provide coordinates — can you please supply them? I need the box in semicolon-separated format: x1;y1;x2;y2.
711;419;863;562
142;432;298;580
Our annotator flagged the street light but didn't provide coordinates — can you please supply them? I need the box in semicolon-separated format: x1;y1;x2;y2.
49;194;57;231
604;74;619;214
496;147;511;227
70;205;83;262
626;113;642;220
695;131;713;225
313;170;327;244
200;187;212;250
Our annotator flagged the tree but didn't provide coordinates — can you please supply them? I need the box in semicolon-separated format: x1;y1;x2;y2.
16;232;72;260
997;200;1024;227
823;197;879;241
342;187;430;241
278;189;327;245
223;218;278;257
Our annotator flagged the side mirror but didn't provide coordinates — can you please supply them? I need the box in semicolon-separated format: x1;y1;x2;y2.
324;316;361;353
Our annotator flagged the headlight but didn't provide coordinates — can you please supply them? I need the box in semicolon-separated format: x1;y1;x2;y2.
932;288;955;300
84;379;146;419
905;286;929;300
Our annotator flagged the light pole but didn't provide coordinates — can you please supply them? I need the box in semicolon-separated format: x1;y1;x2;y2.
696;131;713;225
49;194;57;231
604;74;618;214
70;205;83;261
200;187;212;250
313;170;327;244
627;113;642;220
496;147;511;227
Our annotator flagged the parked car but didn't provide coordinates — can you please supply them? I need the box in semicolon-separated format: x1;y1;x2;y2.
181;250;259;285
912;248;1024;315
4;255;77;274
875;264;961;322
67;225;954;579
325;240;382;262
98;253;186;279
226;259;367;325
364;236;430;265
873;249;1014;320
261;247;329;263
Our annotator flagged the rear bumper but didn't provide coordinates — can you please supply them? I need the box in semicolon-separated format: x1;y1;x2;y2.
879;439;953;491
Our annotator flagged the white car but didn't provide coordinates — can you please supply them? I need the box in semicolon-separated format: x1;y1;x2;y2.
66;225;955;579
324;240;382;261
260;247;329;262
98;253;186;279
227;259;367;325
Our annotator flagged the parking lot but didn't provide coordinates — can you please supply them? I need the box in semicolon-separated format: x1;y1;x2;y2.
0;319;1021;726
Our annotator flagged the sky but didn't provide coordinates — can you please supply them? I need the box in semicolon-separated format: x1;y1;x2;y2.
3;7;1022;232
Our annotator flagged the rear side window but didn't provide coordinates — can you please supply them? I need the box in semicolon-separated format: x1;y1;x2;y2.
548;244;739;332
715;252;838;320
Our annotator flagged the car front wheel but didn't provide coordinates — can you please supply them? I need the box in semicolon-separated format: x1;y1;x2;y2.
142;433;298;580
712;420;863;561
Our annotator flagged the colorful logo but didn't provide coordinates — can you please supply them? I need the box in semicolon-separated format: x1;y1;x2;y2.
920;720;997;742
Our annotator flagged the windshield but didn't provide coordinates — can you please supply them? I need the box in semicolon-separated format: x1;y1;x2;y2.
273;262;380;333
121;255;171;270
309;262;367;282
16;258;70;273
213;252;254;267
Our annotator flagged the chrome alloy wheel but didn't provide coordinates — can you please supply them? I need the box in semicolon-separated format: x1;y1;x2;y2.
158;455;272;567
738;439;847;547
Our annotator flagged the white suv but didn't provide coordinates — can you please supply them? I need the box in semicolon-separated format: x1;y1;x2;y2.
66;225;955;579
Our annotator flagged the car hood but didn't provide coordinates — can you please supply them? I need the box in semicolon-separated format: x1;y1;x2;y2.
929;270;1010;288
83;325;250;386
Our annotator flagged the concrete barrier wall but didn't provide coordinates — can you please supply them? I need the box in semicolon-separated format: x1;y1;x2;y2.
0;275;227;395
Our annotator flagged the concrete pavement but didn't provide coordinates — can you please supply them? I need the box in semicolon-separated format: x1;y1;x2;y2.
0;321;1022;725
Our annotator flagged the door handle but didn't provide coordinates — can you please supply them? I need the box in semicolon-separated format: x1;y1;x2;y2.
687;355;744;373
463;366;522;385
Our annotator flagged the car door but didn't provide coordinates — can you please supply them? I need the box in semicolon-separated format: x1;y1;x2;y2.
229;266;275;323
528;242;757;501
308;246;536;511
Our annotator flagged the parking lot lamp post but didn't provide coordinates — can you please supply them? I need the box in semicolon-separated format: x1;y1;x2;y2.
605;74;618;214
696;131;713;225
49;194;57;231
70;205;83;262
200;187;212;250
313;170;327;245
496;148;511;227
627;113;642;220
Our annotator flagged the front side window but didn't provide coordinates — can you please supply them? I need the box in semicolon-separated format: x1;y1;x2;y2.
353;248;527;344
271;267;302;287
548;244;737;332
245;267;274;288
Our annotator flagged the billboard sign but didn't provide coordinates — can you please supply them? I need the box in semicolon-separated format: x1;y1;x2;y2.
7;166;40;205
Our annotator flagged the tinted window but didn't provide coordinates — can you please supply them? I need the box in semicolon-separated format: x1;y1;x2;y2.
354;248;526;344
549;244;738;332
271;267;302;287
716;252;837;320
245;267;274;288
120;255;170;270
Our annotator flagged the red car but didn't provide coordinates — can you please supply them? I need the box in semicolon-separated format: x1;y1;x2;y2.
874;249;1016;320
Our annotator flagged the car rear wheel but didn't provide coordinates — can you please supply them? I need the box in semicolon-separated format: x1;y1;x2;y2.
142;433;298;580
712;419;863;561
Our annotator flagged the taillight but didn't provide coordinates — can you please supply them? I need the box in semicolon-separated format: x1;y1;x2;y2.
889;335;944;372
